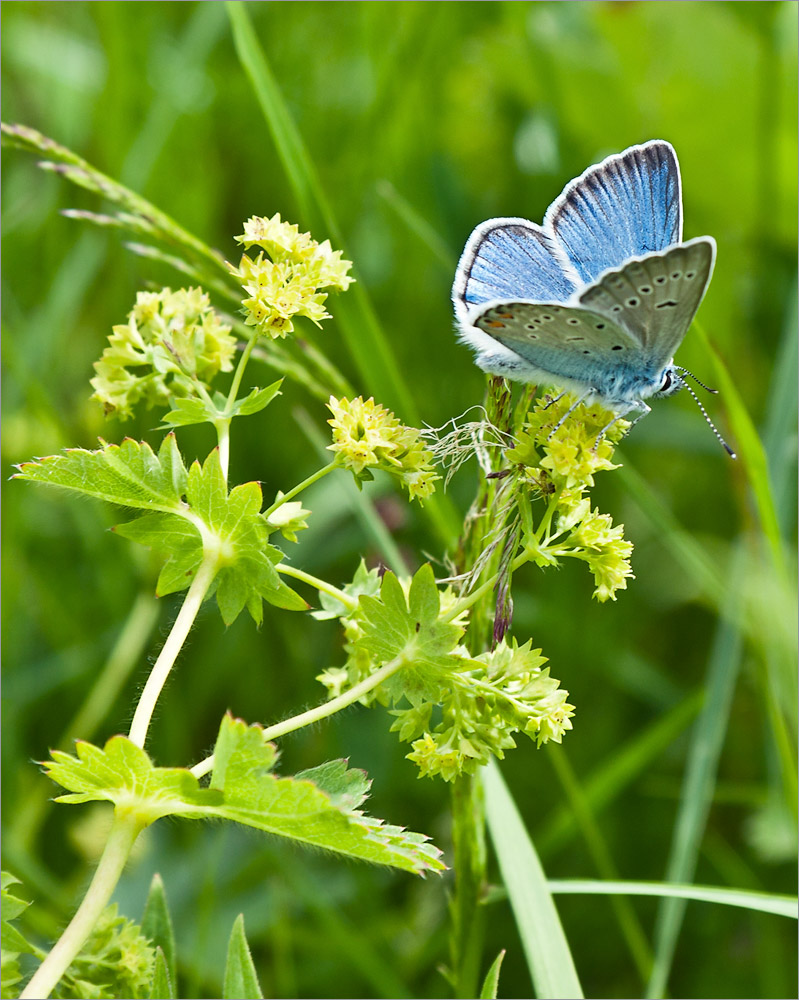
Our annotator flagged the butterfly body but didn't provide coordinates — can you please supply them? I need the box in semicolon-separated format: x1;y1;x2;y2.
452;141;717;429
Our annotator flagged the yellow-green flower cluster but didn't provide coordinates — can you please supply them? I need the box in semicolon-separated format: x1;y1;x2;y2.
91;288;236;419
564;507;635;602
227;214;354;339
511;393;629;491
327;395;438;502
404;638;575;781
505;393;634;602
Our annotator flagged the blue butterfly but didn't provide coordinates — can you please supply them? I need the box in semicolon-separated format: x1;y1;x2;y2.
452;140;734;455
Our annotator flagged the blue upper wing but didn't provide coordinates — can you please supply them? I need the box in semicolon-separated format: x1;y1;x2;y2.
546;141;682;285
452;218;577;318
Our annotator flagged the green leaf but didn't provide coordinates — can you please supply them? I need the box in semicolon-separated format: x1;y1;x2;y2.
1;873;30;925
484;760;583;999
148;948;174;1000
44;736;219;821
14;435;187;513
141;875;177;993
222;915;264;1000
545;879;798;919
109;449;307;620
162;397;217;427
356;565;464;705
479;950;506;1000
43;718;446;875
114;514;202;597
233;380;283;416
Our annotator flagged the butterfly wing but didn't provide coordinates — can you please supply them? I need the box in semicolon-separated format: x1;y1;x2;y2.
547;140;682;284
578;238;716;366
470;300;650;403
452;217;578;321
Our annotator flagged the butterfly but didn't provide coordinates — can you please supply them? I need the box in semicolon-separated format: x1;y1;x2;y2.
452;140;734;455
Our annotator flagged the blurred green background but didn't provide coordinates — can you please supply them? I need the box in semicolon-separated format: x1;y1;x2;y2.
2;2;796;998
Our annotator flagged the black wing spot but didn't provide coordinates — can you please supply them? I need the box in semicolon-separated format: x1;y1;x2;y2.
566;318;580;326
626;297;639;307
611;305;622;313
595;322;605;329
566;336;584;341
527;333;538;339
639;285;652;294
655;276;666;284
611;345;623;350
542;314;552;321
656;300;678;309
582;350;590;354
685;271;695;279
671;271;682;279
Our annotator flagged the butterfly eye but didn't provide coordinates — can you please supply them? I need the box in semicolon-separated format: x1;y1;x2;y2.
661;371;673;391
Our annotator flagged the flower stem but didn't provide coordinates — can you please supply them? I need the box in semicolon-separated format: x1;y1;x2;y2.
20;809;146;1000
275;563;358;610
128;554;218;748
264;459;340;517
450;772;487;1000
216;418;231;481
226;329;260;410
190;654;405;779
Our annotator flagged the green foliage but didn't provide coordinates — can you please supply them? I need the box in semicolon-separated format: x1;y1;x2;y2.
16;439;306;623
140;876;177;994
52;907;154;1000
44;715;445;874
91;287;237;420
3;3;796;999
317;565;574;781
222;916;263;1000
1;873;37;999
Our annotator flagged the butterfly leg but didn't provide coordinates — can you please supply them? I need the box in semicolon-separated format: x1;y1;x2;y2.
546;390;595;442
592;402;650;451
542;390;568;410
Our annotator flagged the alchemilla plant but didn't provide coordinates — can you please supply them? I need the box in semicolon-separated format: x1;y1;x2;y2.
3;124;634;1000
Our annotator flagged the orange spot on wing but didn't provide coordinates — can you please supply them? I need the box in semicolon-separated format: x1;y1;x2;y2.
486;320;507;328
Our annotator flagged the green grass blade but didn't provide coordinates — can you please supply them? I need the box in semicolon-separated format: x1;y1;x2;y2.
646;552;745;998
537;691;703;855
547;749;653;982
618;460;727;608
225;1;461;545
141;873;178;994
148;948;175;1000
484;760;584;1000
479;949;506;1000
547;879;798;919
695;321;785;574
223;914;264;1000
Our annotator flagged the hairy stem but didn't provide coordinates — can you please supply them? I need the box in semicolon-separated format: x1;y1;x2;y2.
128;554;218;748
20;810;146;1000
264;459;340;518
190;654;405;779
275;563;358;609
226;329;260;410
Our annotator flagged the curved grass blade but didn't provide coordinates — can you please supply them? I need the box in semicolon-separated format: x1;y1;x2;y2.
484;760;583;1000
225;1;460;545
547;879;797;919
223;915;264;1000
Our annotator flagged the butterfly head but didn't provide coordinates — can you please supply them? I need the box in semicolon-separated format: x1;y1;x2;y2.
653;365;683;399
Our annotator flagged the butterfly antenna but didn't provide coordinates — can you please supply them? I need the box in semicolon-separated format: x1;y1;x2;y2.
675;366;719;394
674;374;736;458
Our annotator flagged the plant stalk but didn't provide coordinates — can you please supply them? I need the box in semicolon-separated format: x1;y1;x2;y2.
128;554;218;748
20;810;146;1000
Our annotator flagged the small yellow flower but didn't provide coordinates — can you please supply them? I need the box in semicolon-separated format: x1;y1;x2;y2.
327;396;438;503
228;214;354;340
91;288;236;419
